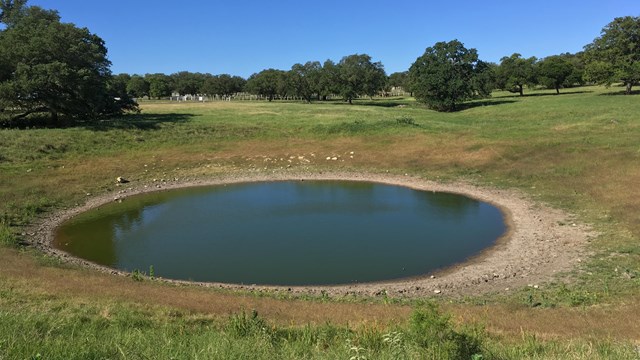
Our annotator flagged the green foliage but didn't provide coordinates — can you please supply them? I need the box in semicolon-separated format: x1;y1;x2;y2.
170;71;205;95
130;269;145;282
409;40;491;111
0;0;27;27
200;73;245;98
245;69;289;101
538;56;575;94
226;309;270;338
337;54;387;104
395;116;415;126
584;16;640;94
126;75;150;98
497;53;538;95
0;4;136;126
409;304;484;359
388;71;409;91
0;223;17;246
289;61;322;103
145;73;173;99
318;59;341;100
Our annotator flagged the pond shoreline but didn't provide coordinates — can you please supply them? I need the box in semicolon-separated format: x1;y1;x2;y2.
27;171;592;298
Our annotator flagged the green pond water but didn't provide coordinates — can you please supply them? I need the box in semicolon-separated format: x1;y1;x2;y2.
55;181;506;286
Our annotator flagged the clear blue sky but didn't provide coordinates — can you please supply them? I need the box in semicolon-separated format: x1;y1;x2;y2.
30;0;639;78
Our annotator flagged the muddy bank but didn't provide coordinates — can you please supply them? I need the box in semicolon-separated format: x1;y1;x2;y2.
27;171;592;298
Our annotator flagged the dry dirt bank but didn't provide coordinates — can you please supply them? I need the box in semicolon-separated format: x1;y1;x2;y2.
28;171;593;298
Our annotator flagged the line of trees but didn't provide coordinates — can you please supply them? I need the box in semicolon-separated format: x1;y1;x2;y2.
110;54;388;104
1;0;638;126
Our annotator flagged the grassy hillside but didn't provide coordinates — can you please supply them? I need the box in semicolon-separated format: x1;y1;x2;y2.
1;86;639;358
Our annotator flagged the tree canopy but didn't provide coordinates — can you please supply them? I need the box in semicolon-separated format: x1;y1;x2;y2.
336;54;386;104
200;74;245;98
496;53;538;96
537;56;574;94
584;16;640;94
145;73;172;99
245;69;288;101
126;75;150;98
409;40;491;111
289;61;322;103
0;2;136;126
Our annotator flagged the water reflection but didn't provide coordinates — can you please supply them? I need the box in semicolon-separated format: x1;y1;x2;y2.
55;181;506;285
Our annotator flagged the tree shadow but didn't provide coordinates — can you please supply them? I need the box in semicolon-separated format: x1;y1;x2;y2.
314;98;416;108
82;113;195;131
455;99;517;111
599;90;640;96
356;100;415;108
496;90;594;99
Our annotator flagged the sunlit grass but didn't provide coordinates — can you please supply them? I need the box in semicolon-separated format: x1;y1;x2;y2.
1;85;640;357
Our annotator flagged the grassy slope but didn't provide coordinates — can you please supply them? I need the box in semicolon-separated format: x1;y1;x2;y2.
1;86;639;358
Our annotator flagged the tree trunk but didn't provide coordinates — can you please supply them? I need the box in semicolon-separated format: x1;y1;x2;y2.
519;84;524;96
49;110;59;127
556;86;560;95
626;82;633;95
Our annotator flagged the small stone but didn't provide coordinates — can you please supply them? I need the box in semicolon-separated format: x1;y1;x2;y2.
326;157;331;160
116;176;129;184
434;289;442;294
331;157;338;161
26;169;32;173
430;275;436;279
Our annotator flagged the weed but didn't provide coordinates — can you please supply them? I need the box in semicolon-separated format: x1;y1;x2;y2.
382;331;404;357
130;269;145;282
409;303;484;359
0;223;17;247
226;309;270;338
395;116;416;126
346;338;369;360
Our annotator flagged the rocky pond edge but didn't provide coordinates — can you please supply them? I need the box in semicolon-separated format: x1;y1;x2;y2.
25;171;594;298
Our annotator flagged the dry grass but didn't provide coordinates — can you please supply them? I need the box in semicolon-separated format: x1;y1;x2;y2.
0;248;410;326
2;89;640;351
3;245;639;341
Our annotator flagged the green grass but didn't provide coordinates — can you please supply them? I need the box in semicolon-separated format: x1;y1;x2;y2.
2;86;640;358
1;286;637;360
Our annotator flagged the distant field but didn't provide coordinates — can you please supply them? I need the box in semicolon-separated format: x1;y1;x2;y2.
1;86;639;358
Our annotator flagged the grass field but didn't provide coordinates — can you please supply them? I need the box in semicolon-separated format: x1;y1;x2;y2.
1;86;640;358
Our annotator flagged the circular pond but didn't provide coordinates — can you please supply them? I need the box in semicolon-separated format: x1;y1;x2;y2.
54;181;506;286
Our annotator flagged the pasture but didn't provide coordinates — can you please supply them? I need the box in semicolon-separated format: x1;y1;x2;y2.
1;86;639;358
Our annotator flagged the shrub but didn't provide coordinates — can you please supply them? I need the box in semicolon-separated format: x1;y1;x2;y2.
0;224;17;247
409;304;484;359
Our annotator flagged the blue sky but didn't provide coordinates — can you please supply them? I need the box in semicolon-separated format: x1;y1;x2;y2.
30;0;638;78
